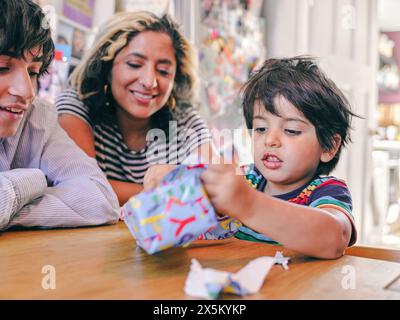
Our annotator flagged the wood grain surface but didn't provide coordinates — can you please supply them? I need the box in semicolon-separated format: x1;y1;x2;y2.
1;222;399;300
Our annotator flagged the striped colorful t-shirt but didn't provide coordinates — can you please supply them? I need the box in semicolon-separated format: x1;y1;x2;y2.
235;164;357;246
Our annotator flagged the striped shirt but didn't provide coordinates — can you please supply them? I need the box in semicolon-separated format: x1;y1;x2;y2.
55;89;212;184
0;98;120;230
235;164;357;246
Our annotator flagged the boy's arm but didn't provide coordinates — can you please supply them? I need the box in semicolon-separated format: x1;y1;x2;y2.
0;169;47;229
6;113;119;230
242;190;352;259
201;164;352;259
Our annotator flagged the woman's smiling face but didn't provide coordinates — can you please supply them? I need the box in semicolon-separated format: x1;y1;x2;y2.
110;30;177;122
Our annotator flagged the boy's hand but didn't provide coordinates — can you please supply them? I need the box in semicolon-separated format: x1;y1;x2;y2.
200;164;254;218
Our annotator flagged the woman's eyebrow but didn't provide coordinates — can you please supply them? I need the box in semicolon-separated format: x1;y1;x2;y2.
127;52;146;60
127;52;174;65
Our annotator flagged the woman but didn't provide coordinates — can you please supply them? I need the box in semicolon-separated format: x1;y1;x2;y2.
56;12;215;205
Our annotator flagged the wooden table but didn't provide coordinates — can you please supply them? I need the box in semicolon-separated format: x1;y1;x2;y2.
1;222;400;300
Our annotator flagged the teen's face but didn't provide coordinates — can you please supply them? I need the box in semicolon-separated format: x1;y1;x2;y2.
0;49;41;137
252;96;331;194
111;31;177;122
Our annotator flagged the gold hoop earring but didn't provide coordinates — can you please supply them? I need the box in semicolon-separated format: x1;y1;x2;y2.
104;84;111;107
168;95;176;110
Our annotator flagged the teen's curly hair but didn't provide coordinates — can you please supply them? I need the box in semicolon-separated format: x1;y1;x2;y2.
0;0;55;76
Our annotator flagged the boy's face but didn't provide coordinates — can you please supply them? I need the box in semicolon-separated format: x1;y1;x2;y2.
0;48;42;138
252;95;334;195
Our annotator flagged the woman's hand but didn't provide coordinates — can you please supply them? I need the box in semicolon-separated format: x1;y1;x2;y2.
143;164;178;191
200;164;254;218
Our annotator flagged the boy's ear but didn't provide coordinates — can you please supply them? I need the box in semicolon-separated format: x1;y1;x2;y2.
320;134;342;163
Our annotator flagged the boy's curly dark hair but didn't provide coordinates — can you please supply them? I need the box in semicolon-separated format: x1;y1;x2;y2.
241;56;359;175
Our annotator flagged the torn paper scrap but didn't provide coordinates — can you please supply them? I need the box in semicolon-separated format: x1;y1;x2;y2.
184;259;231;300
184;253;290;299
230;257;276;294
274;251;290;270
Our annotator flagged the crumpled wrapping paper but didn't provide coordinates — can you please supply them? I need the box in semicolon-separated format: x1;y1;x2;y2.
184;252;291;299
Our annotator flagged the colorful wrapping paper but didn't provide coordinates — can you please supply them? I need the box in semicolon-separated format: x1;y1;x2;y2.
122;164;241;254
198;215;242;240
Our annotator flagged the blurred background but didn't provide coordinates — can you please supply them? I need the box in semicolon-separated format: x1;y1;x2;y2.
33;0;400;249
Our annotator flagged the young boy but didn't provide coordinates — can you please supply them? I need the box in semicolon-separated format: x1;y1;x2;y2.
0;0;119;230
201;57;357;259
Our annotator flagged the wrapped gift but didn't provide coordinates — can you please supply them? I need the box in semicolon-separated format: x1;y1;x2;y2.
162;165;242;240
198;215;242;240
162;165;242;241
122;164;241;254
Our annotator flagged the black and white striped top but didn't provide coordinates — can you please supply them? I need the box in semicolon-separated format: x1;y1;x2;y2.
55;89;212;184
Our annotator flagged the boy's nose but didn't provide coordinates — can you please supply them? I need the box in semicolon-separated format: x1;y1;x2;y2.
264;130;282;148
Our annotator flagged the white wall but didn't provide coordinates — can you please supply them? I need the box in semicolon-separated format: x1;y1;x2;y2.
40;0;115;30
263;0;379;244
